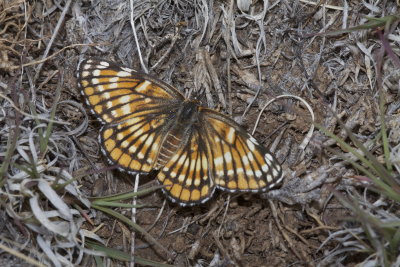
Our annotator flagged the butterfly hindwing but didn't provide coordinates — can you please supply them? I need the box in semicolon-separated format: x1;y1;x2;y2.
99;114;167;173
201;108;283;192
156;128;215;205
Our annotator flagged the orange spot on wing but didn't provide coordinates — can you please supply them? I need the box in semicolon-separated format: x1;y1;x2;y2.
171;184;183;198
119;154;132;167
191;189;200;201
228;181;237;189
111;148;123;161
201;185;209;197
248;178;259;189
180;189;191;202
104;139;116;151
89;95;101;105
238;176;249;189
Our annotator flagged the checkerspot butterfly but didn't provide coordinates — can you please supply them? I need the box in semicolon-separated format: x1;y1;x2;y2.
77;59;283;206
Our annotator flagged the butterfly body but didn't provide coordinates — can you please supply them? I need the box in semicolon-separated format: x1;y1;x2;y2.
155;101;200;168
78;59;284;206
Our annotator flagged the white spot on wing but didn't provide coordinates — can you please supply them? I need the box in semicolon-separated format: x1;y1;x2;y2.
255;170;262;177
224;152;232;162
122;140;129;147
82;71;90;77
262;164;268;172
145;134;154;146
92;78;99;84
272;168;279;177
265;153;273;163
109;83;118;89
117;71;131;77
276;164;281;172
214;156;223;166
93;69;100;76
246;139;255;150
100;61;110;67
242;155;249;165
121;104;131;114
110;77;119;82
120;95;131;104
247;151;254;161
249;136;258;145
129;145;136;153
246;169;254;176
227;127;235;143
122;67;133;73
136;80;151;92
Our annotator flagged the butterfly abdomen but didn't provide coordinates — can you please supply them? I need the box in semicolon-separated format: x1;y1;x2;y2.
156;129;182;168
155;101;200;169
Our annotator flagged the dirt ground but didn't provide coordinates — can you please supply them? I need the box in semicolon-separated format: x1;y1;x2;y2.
1;0;399;266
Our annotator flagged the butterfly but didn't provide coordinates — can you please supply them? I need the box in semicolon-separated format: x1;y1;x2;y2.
77;58;284;206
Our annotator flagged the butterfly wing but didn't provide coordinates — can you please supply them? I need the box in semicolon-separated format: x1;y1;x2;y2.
156;127;215;206
201;108;283;192
77;59;184;173
77;59;184;123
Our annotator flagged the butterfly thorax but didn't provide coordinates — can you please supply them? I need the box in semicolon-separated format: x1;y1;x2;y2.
154;100;200;169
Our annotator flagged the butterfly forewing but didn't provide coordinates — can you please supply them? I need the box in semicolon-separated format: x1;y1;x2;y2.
78;59;184;173
201;109;283;192
77;59;185;124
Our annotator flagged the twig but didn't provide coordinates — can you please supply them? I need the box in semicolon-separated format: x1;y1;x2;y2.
130;173;140;267
129;0;148;73
0;242;46;267
253;94;315;151
33;0;72;83
9;43;101;70
299;0;344;10
0;93;70;125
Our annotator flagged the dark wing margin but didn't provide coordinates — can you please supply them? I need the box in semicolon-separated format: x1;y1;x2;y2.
201;108;283;192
